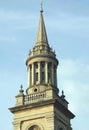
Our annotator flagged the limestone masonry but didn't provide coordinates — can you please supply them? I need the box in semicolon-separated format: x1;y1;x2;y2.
9;5;75;130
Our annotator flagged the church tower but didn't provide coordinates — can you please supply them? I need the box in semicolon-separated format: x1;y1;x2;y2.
9;5;75;130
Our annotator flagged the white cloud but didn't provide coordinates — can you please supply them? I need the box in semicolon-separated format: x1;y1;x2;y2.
46;14;89;31
58;59;89;114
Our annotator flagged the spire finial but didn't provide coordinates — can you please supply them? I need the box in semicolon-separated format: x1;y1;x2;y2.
19;84;24;94
35;1;48;46
61;90;65;99
40;2;43;13
62;90;64;95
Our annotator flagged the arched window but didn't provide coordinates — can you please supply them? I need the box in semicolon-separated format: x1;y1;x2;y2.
60;128;63;130
28;125;41;130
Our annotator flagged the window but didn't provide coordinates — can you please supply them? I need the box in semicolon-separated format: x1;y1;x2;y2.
35;63;38;69
28;125;41;130
48;62;52;69
36;72;38;81
42;72;45;83
41;62;45;68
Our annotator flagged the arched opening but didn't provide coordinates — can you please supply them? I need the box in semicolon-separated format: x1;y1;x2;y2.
28;125;41;130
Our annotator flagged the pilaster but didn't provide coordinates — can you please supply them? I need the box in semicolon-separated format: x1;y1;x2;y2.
46;114;54;130
13;121;21;130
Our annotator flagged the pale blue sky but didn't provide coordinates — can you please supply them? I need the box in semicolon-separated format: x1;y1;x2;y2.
0;0;89;130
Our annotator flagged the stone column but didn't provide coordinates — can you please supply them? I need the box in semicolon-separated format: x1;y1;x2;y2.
55;66;57;87
45;62;48;84
32;63;34;85
38;62;41;84
52;63;54;86
28;66;30;88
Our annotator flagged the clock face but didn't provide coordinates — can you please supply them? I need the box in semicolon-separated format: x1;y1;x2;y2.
29;125;41;130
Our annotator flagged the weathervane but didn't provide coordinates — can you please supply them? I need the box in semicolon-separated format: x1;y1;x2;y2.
40;0;43;13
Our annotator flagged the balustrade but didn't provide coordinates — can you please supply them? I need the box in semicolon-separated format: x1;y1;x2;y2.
24;92;46;104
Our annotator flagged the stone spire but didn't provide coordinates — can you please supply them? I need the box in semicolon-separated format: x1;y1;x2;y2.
9;6;75;130
35;4;49;46
26;5;59;94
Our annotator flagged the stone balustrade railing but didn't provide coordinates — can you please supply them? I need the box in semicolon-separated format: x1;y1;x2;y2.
24;92;46;104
